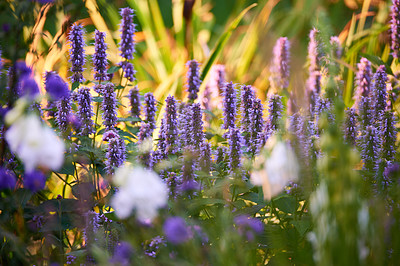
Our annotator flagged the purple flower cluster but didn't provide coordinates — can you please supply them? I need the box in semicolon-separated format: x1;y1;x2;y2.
102;83;118;131
355;58;372;108
93;30;109;81
308;28;322;73
269;37;290;90
165;95;178;155
234;215;264;241
344;107;357;146
24;170;46;192
380;109;397;163
68;23;86;83
199;141;212;173
163;217;193;244
144;236;166;257
56;96;72;136
249;98;264;154
77;87;94;135
241;85;255;145
144;92;157;133
222;82;237;131
189;103;204;149
391;0;400;58
361;125;380;173
105;132;126;175
44;71;70;101
0;167;16;190
264;94;283;142
372;65;388;122
119;7;137;81
109;241;133;265
228;127;243;174
129;86;141;120
186;60;201;102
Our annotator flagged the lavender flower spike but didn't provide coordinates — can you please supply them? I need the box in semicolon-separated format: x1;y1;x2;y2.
186;60;201;102
361;125;380;173
165;95;178;155
264;94;283;143
93;30;109;81
330;36;342;60
241;85;256;137
223;82;237;131
249;98;264;154
355;58;372;107
119;7;136;60
68;23;86;83
381;108;397;163
344;107;357;146
269;37;290;90
189;103;205;149
308;28;322;73
77;87;94;135
44;71;70;101
228;127;243;176
144;92;157;133
391;0;400;58
56;96;72;137
129;86;141;120
372;65;388;122
102;83;118;131
105;133;125;175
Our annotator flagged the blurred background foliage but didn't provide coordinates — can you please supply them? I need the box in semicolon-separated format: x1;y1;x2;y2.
0;0;392;105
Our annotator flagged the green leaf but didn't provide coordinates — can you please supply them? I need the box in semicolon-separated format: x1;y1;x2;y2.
71;82;80;91
56;162;75;175
200;3;257;81
117;117;142;122
273;195;296;214
291;219;311;237
92;96;103;103
107;65;121;74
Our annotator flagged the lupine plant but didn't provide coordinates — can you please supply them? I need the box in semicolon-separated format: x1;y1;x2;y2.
1;1;400;266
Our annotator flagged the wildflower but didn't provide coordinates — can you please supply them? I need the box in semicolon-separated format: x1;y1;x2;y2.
24;170;47;192
222;82;237;131
249;98;264;154
77;87;94;135
105;133;126;175
228;126;243;174
56;96;71;136
111;164;168;221
361;125;380;173
44;71;70;101
186;60;201;102
241;85;256;145
144;92;157;132
189;103;204;149
163;217;193;244
144;236;166;258
102;83;118;131
93;30;109;81
391;0;400;58
5;113;65;172
68;23;86;83
264;94;283;143
371;65;388;122
269;37;290;90
251;141;299;200
20;76;40;99
119;8;136;60
354;58;372;108
234;215;264;241
0;167;16;190
380;109;397;163
129;86;141;119
164;95;178;155
199;65;224;109
344;107;357;146
153;118;167;163
177;103;191;148
308;28;323;73
330;36;342;60
199;141;212;173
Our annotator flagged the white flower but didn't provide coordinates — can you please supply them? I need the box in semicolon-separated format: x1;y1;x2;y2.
5;114;65;172
111;164;168;222
251;141;299;200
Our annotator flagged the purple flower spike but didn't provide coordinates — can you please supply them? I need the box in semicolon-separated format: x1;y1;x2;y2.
228;126;243;174
222;82;237;131
372;65;388;122
330;36;342;59
77;87;94;135
165;95;178;155
269;37;290;90
154;118;167;163
68;23;86;83
241;85;256;145
361;125;380;173
308;28;322;73
119;8;136;60
199;141;212;173
306;71;321;112
163;217;193;245
56;96;72;136
102;83;118;131
381;109;397;163
344;107;357;146
391;0;400;58
249;98;264;154
177;103;191;148
129;86;141;120
234;215;264;241
189;103;204;149
110;241;133;265
0;167;16;190
105;133;125;175
186;60;201;102
264;94;283;143
24;170;46;192
355;58;372;106
44;71;70;101
93;30;109;81
20;76;40;99
121;61;136;81
144;93;157;133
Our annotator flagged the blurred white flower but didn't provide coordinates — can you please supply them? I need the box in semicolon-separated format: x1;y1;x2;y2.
5;113;65;172
111;164;168;221
251;141;299;200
